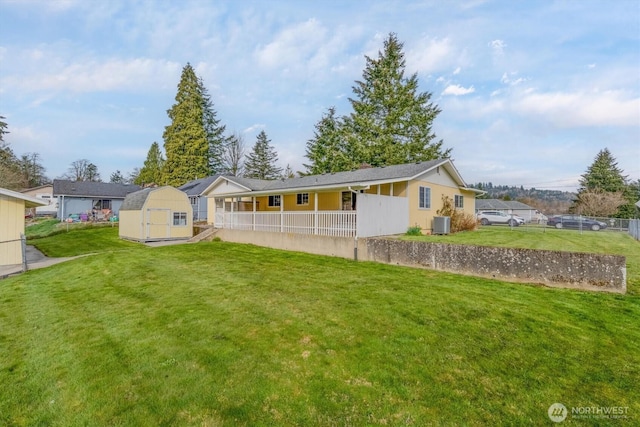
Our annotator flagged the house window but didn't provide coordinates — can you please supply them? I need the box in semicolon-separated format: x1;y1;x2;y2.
173;212;187;226
268;195;281;207
296;193;309;205
455;195;464;209
189;196;197;205
93;199;112;210
419;186;431;209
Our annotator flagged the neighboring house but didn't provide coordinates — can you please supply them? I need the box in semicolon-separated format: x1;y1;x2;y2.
21;184;58;217
178;175;219;222
53;180;141;221
476;199;545;223
119;186;193;242
202;159;483;237
0;187;47;266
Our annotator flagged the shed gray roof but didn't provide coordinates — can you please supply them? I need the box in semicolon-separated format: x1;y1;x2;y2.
53;180;141;198
476;199;535;210
178;175;220;196
120;187;155;211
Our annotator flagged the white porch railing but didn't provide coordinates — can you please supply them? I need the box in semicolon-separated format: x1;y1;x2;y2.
214;211;357;237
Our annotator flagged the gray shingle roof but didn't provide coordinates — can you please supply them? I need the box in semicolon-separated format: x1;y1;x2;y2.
53;180;141;198
219;160;450;192
120;187;155;211
178;175;220;196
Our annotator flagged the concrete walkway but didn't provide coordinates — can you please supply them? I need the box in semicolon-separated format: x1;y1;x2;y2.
0;245;79;279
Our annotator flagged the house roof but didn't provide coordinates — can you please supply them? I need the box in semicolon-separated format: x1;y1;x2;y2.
476;199;535;210
0;187;48;208
204;159;483;197
53;180;141;198
178;175;220;196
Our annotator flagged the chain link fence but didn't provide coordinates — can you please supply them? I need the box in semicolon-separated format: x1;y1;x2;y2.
629;219;640;240
0;234;27;276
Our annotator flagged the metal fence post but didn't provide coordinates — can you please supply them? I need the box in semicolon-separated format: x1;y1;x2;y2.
20;233;27;272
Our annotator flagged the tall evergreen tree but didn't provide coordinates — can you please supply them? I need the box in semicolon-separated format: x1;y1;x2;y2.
244;131;282;180
136;142;165;185
162;63;213;186
304;107;356;174
577;148;627;193
345;33;450;166
573;148;634;218
200;78;227;174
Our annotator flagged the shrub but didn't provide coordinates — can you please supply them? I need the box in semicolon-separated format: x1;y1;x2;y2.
405;225;423;236
436;196;478;233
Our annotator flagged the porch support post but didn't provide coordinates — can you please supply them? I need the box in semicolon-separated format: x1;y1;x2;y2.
252;197;256;231
230;197;234;229
390;182;394;197
314;192;318;235
280;194;284;232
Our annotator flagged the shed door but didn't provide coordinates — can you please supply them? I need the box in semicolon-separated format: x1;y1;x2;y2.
146;208;170;239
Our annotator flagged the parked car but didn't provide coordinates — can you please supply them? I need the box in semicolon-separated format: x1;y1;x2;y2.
546;215;607;231
477;211;525;226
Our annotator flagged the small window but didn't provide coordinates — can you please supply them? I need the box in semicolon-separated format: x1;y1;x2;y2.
268;195;281;207
173;212;187;226
419;186;431;209
455;195;464;209
189;196;197;205
296;193;309;205
93;199;112;210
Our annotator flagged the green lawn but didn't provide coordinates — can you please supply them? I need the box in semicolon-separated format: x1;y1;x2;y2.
1;227;638;425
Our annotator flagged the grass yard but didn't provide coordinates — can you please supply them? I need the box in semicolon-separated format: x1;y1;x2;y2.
1;226;638;425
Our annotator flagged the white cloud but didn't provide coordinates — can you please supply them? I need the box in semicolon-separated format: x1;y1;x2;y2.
1;57;182;94
489;39;506;55
254;19;327;70
501;71;526;86
407;37;456;74
442;84;475;96
515;89;640;127
453;67;461;75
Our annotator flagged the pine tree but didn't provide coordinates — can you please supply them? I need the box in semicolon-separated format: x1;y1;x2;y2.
162;63;213;186
304;107;356;174
200;78;227;174
244;131;282;180
574;148;634;218
136;142;165;185
110;170;125;183
578;148;627;193
345;33;450;166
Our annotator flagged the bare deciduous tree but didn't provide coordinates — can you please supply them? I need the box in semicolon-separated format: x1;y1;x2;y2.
574;189;626;217
223;132;246;176
63;159;101;182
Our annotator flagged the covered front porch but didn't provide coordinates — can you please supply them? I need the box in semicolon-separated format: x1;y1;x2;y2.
211;191;408;238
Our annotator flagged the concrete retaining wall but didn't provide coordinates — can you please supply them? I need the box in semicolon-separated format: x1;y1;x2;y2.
365;239;626;293
216;229;359;259
211;229;627;293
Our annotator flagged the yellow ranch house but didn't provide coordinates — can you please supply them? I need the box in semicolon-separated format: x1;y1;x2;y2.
1;187;47;266
202;159;482;237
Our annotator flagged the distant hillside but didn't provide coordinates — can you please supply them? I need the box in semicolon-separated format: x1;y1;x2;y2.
471;183;575;215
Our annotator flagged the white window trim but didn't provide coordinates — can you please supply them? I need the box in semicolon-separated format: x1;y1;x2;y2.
173;212;188;226
268;195;281;207
419;186;431;210
296;193;309;205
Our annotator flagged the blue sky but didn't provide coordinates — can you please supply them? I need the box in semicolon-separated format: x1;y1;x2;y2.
1;0;638;191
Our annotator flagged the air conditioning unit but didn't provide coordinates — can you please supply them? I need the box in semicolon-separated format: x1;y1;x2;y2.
433;216;450;235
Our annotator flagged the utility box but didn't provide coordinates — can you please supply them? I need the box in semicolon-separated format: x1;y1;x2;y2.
433;216;451;235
